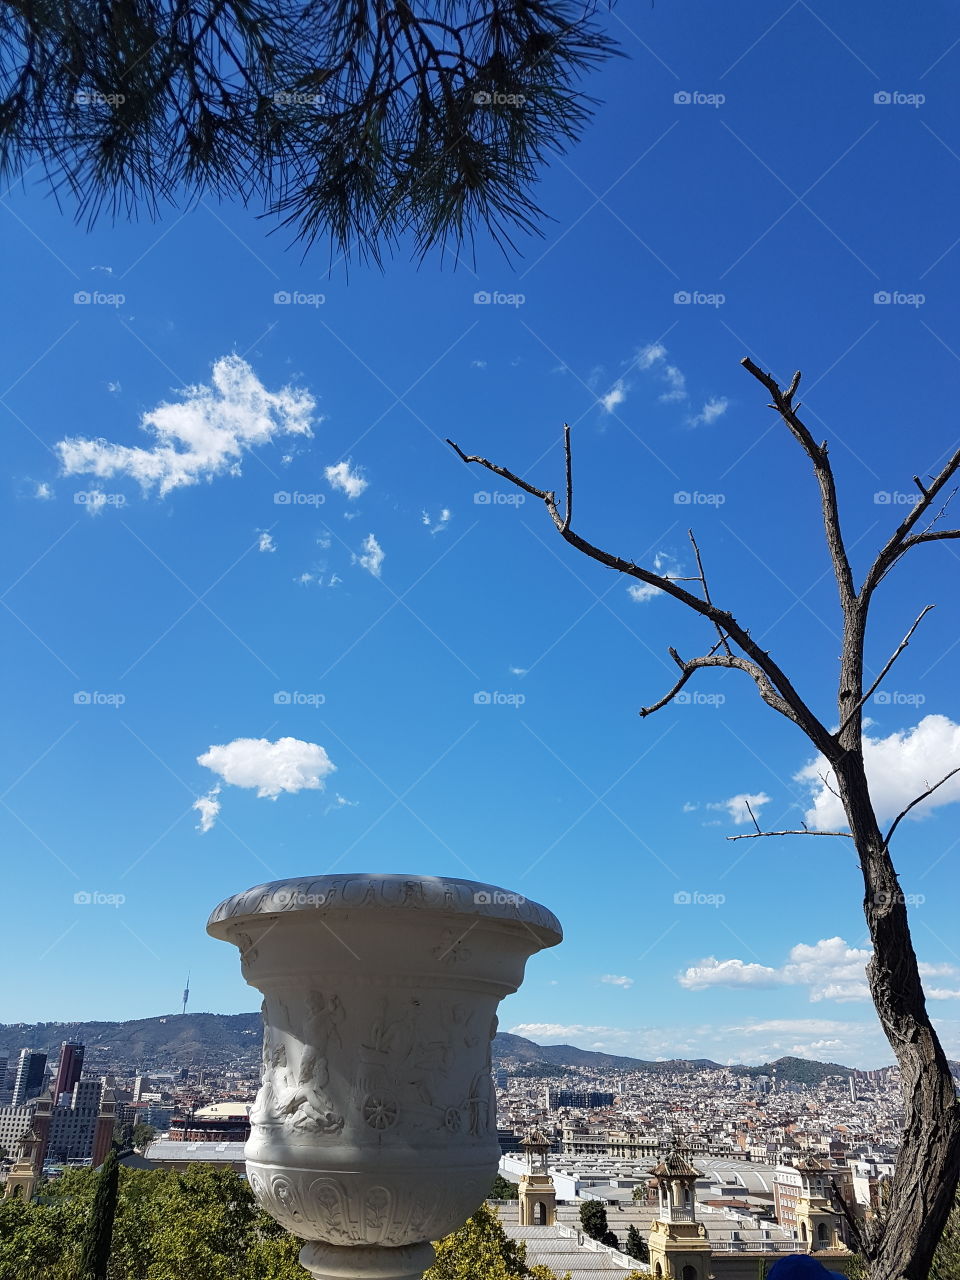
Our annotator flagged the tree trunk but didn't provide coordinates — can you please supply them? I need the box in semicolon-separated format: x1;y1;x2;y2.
835;751;960;1280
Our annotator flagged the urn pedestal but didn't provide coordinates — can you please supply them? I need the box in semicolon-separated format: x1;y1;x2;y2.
207;874;562;1280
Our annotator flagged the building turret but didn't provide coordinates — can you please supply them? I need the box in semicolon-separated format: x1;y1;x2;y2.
517;1130;556;1227
647;1149;712;1280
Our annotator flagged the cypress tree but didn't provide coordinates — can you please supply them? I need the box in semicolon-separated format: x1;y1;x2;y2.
79;1150;119;1280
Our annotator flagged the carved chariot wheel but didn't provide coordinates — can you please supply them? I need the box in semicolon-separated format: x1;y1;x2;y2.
362;1093;399;1129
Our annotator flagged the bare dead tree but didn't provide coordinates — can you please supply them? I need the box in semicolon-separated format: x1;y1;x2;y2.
448;356;960;1280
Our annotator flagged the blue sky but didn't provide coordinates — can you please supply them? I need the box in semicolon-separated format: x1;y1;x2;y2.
3;0;960;1068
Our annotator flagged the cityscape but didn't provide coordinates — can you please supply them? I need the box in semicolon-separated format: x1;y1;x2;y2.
0;1007;926;1277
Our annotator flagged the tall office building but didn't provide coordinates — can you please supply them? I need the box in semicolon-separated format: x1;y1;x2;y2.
46;1079;114;1165
11;1050;47;1105
53;1042;85;1103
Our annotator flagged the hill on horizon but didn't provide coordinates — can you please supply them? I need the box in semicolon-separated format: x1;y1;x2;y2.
0;1013;892;1081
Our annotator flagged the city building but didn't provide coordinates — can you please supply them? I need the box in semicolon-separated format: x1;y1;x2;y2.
0;1103;35;1159
144;1138;247;1175
168;1101;252;1143
45;1080;115;1166
11;1050;47;1106
52;1042;85;1104
546;1088;616;1110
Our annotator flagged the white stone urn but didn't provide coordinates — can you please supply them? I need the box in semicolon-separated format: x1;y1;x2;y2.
207;873;562;1280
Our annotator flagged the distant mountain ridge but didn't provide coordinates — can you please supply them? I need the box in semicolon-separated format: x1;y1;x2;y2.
0;1013;893;1080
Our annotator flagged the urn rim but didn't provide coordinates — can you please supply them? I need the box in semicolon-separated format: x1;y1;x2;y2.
206;872;562;946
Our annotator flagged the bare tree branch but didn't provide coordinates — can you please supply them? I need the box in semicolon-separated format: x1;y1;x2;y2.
837;605;935;737
726;828;853;841
561;422;573;533
741;357;856;609
447;434;837;758
687;528;732;656
883;765;960;848
863;448;960;598
829;1175;871;1256
902;529;960;549
640;650;801;724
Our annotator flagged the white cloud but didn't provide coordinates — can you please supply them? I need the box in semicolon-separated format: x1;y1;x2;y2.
796;714;960;831
682;801;699;813
295;572;316;585
193;786;221;833
324;793;359;816
471;360;487;369
708;791;771;825
35;482;54;500
659;364;687;403
676;937;959;1006
422;508;452;535
626;552;682;603
506;1018;909;1067
83;491;108;517
325;460;367;499
679;958;781;991
636;343;667;370
56;355;315;496
511;1023;618;1042
355;533;384;578
510;666;528;677
688;396;729;427
601;974;635;989
197;736;336;799
106;381;121;394
600;379;628;413
258;531;276;553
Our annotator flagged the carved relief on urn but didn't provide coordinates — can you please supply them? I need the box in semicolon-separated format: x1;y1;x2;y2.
207;874;562;1280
